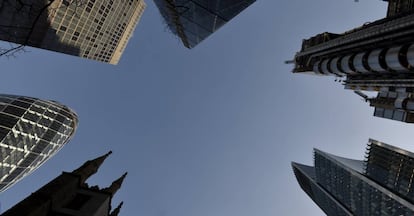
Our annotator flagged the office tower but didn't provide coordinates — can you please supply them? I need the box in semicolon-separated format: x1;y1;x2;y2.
0;94;78;193
290;1;414;123
292;139;414;216
153;0;256;48
0;0;146;64
1;151;127;216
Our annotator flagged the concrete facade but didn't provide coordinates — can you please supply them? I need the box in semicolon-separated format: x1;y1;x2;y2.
0;0;146;64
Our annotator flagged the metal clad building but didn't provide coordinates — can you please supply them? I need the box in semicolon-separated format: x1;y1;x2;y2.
292;139;414;215
290;1;414;123
153;0;256;48
0;94;78;193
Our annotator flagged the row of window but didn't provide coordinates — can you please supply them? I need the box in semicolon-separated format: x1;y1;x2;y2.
50;1;143;59
366;144;414;201
314;151;414;214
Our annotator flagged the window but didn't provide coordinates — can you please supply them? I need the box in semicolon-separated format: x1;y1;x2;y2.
384;109;394;119
50;121;62;131
39;117;52;127
4;106;25;117
42;129;57;142
18;97;35;103
0;127;9;141
0;113;18;128
393;110;405;121
23;112;39;122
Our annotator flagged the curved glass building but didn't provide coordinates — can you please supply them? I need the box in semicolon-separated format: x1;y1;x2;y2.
0;94;78;193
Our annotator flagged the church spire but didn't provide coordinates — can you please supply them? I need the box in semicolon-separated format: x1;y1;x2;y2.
72;151;112;183
102;172;127;196
109;202;124;216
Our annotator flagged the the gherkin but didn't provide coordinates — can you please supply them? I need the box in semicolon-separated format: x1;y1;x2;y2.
0;94;78;193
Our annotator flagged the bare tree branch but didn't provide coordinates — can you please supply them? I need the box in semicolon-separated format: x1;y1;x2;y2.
0;0;84;58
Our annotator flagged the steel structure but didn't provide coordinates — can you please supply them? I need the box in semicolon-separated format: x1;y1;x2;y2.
291;1;414;123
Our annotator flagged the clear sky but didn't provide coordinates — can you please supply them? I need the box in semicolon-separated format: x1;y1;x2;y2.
1;0;413;215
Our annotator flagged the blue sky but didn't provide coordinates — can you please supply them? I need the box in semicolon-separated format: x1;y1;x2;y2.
1;0;414;215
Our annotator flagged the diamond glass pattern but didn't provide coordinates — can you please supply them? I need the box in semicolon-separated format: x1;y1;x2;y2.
0;94;78;193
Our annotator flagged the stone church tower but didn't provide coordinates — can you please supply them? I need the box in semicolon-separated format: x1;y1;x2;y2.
1;151;126;216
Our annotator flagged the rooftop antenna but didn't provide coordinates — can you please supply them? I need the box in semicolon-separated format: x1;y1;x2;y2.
354;90;369;102
285;60;295;64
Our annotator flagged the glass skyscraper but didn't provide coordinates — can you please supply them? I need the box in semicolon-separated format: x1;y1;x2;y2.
292;139;414;215
153;0;256;48
0;94;78;193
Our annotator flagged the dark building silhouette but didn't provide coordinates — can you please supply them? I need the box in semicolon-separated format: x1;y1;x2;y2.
290;0;414;123
292;139;414;215
386;0;414;17
1;151;127;216
0;94;78;193
153;0;256;48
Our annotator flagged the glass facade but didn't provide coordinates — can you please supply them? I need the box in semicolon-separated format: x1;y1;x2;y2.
370;91;414;123
365;140;414;204
292;163;351;216
153;0;256;48
0;94;78;193
292;139;414;215
0;0;145;64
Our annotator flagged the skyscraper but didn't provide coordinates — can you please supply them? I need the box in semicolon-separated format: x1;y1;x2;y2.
153;0;256;48
0;0;146;64
0;94;78;193
1;151;127;216
292;139;414;215
290;1;414;123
